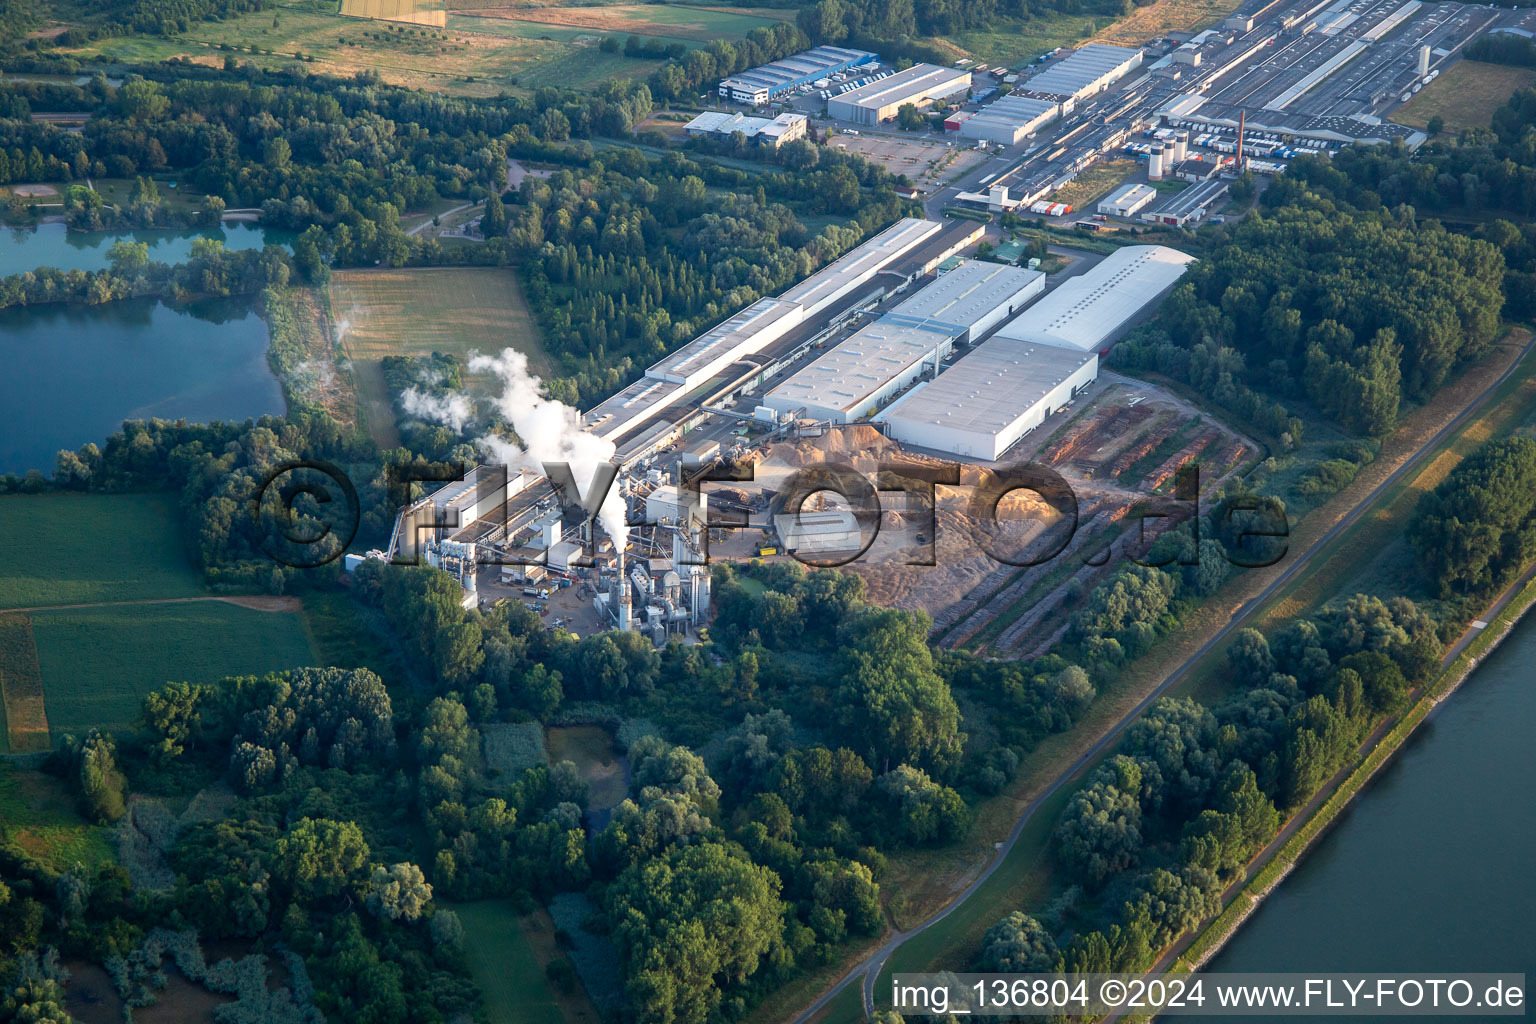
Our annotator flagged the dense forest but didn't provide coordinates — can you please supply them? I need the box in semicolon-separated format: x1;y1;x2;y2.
1115;81;1536;441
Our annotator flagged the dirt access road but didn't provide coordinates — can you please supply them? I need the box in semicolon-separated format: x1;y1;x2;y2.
788;330;1536;1023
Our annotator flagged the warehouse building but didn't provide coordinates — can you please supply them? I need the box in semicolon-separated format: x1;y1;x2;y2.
762;259;1041;423
719;46;877;105
993;244;1196;353
1141;176;1229;227
683;111;808;148
585;218;941;443
828;64;972;125
1097;182;1158;217
762;318;959;423
883;260;1045;343
1019;44;1143;102
954;94;1061;145
880;339;1097;460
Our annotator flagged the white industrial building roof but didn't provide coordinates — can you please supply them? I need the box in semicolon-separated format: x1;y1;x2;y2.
720;46;876;96
829;64;971;113
1099;182;1158;215
993;245;1195;352
585;376;684;442
886;260;1044;332
684;111;806;142
1021;44;1143;100
646;297;802;387
779;217;941;314
766;318;955;419
958;94;1060;142
882;338;1096;441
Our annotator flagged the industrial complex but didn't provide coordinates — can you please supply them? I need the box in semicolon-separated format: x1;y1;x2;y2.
682;111;808;148
827;63;973;124
718;45;877;105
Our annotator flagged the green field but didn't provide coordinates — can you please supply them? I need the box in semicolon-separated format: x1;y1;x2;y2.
0;760;115;872
448;3;782;42
0;493;203;610
31;601;315;736
330;266;550;447
455;901;599;1024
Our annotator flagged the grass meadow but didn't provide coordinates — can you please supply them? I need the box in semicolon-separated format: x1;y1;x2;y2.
329;266;550;447
454;900;600;1024
1392;60;1536;132
0;760;115;872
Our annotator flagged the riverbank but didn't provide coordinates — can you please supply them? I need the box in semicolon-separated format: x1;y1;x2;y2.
1167;562;1536;978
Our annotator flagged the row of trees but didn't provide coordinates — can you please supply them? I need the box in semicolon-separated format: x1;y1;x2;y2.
979;585;1443;977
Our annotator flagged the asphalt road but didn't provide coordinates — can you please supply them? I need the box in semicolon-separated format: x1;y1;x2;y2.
788;331;1536;1024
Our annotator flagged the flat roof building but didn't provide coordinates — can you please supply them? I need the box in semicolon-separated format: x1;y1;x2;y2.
880;339;1098;460
584;218;942;444
683;111;808;147
1020;44;1143;101
719;46;877;105
1141;177;1229;227
763;318;959;423
956;94;1061;145
1097;182;1159;217
884;260;1045;343
828;64;972;125
993;244;1196;353
763;258;1043;423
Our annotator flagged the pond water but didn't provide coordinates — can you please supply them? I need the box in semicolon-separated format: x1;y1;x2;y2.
0;296;284;475
0;222;295;277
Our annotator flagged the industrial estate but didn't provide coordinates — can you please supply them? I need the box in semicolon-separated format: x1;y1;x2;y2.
2;0;1534;1020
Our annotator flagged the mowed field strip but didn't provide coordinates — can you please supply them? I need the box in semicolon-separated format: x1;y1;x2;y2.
447;2;785;41
330;266;551;447
1392;59;1536;131
0;493;316;750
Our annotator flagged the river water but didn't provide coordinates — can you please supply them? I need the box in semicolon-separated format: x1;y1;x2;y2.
0;222;293;276
1177;612;1536;1014
0;297;284;475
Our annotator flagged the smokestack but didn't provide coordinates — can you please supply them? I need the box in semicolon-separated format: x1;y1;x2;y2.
1237;110;1247;173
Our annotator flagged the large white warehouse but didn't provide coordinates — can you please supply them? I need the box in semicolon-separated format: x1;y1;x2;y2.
884;260;1044;343
828;64;972;125
765;318;958;423
957;94;1061;145
763;260;1043;423
992;245;1196;353
880;339;1097;460
1020;44;1143;102
587;218;941;442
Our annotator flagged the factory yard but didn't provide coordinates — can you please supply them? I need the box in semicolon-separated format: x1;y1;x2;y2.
820;377;1256;657
828;132;990;189
1391;58;1536;131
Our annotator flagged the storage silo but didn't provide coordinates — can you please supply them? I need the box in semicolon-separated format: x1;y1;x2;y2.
1148;145;1166;180
1417;45;1430;76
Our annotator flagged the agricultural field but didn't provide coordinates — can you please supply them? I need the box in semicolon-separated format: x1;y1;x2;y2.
65;4;569;97
29;600;315;738
455;901;600;1024
1391;60;1536;132
447;2;784;42
340;0;447;27
0;493;203;611
329;267;551;447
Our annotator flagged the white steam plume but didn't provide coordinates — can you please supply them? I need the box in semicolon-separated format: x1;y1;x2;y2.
469;348;628;555
401;386;475;433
